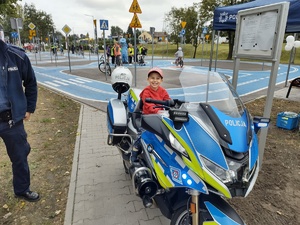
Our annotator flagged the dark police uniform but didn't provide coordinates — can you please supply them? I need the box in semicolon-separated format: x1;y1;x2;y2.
0;39;38;198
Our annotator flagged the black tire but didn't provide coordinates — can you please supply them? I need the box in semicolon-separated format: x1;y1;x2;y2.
179;60;184;68
98;62;105;73
98;62;111;75
171;206;191;225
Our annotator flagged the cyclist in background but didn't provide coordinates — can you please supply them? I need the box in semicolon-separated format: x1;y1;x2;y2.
174;47;183;65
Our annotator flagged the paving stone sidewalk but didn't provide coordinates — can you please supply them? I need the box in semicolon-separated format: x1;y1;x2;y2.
64;105;169;225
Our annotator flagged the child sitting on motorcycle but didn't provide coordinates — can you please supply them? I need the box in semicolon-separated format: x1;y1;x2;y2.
130;67;170;163
174;47;183;65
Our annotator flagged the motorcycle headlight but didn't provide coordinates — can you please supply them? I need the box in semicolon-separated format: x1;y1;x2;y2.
200;156;243;185
169;133;188;158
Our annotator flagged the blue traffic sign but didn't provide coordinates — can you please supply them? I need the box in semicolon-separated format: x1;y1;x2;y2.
202;27;208;34
100;20;109;30
181;29;185;36
11;32;18;38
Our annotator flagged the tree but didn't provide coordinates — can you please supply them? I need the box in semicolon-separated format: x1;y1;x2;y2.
184;4;201;58
22;3;54;44
165;4;203;58
199;0;252;59
0;0;21;40
135;29;141;40
165;7;185;46
126;26;134;38
0;0;18;19
110;26;123;40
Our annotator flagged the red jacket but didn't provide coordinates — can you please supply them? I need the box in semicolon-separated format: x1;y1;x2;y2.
140;86;170;114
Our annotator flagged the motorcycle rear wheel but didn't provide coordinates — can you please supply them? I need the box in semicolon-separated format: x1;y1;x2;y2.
171;206;191;225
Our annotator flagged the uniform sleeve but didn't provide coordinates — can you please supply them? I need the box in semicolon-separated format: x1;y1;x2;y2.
23;54;38;113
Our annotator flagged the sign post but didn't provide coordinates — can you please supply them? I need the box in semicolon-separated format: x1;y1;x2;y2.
10;18;23;46
100;19;109;80
93;19;99;65
62;24;72;72
129;0;142;86
27;22;38;63
233;2;290;168
150;27;155;68
180;21;186;48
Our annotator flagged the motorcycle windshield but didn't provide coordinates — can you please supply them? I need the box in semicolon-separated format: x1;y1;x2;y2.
170;68;245;117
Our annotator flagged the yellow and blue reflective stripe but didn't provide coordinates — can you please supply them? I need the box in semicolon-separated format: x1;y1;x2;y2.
162;117;232;198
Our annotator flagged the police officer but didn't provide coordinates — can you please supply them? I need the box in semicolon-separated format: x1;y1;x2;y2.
0;24;39;202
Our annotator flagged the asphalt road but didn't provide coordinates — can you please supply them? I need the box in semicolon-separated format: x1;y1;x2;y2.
28;51;300;109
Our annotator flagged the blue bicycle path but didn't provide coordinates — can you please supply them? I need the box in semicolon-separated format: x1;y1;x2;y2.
30;53;300;102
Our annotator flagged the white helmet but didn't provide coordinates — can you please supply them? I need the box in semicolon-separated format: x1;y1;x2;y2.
111;66;133;93
178;47;182;51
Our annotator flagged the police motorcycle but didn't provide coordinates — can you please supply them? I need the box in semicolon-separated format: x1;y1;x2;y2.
106;66;270;225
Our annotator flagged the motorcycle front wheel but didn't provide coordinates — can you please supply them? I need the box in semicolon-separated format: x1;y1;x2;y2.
171;206;191;225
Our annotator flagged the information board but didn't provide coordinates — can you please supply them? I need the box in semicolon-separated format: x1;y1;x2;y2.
235;2;289;60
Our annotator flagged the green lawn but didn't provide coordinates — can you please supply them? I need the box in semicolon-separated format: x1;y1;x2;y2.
121;42;300;65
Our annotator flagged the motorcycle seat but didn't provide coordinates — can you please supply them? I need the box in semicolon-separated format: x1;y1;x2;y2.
132;99;143;131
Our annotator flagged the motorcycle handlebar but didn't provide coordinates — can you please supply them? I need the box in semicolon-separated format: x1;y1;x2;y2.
145;98;185;107
145;98;174;106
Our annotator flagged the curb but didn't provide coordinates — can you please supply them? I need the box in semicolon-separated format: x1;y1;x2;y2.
64;104;84;225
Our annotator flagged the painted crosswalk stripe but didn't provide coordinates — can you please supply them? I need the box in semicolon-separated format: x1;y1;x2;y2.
44;81;60;87
62;80;78;85
53;80;69;85
75;78;93;82
69;78;85;84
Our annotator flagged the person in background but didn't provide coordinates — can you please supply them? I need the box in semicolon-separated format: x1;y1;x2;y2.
128;43;134;64
174;47;184;64
71;44;75;54
0;24;39;202
106;44;111;63
114;42;121;66
111;44;115;65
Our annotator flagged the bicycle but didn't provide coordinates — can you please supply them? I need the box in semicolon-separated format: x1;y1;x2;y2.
175;57;184;68
98;55;111;76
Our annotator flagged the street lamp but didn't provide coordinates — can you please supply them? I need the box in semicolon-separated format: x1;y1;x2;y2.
150;27;155;68
84;14;96;53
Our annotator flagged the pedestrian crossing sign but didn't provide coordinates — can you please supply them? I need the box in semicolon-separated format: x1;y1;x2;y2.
100;20;109;30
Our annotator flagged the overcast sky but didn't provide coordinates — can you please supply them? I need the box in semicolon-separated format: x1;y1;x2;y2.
21;0;198;37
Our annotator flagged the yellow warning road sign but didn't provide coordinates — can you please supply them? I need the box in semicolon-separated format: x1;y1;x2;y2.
181;21;186;28
29;30;36;36
130;13;142;28
129;0;142;13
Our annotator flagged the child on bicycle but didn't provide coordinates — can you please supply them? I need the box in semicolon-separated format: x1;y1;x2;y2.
174;47;183;65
